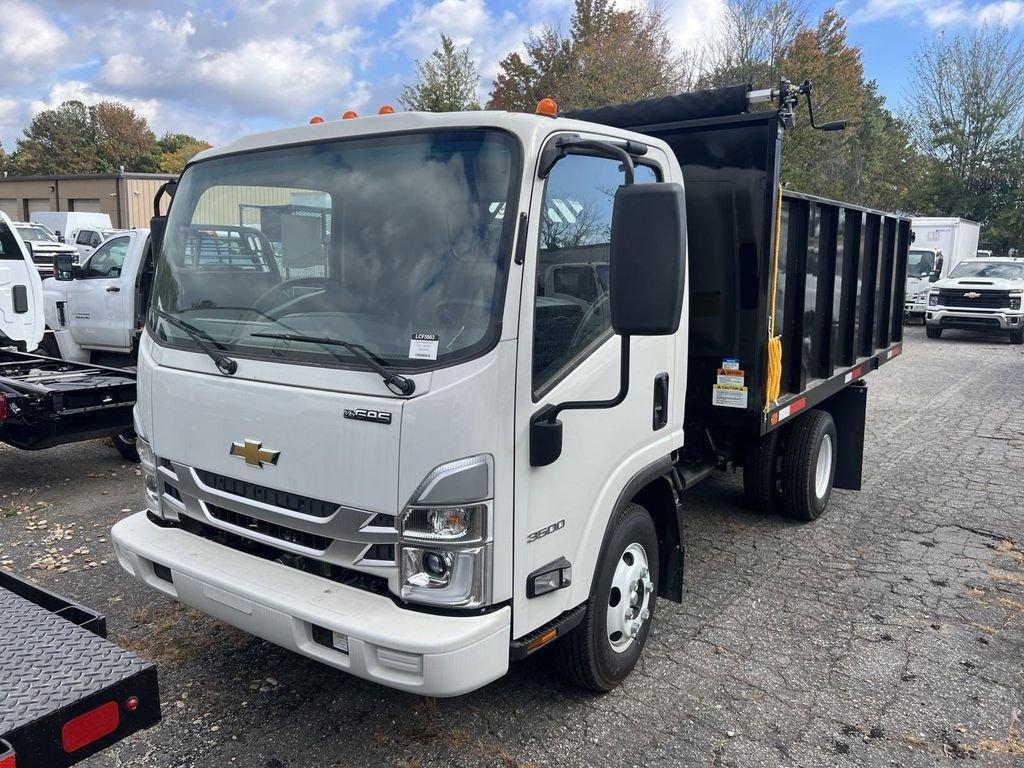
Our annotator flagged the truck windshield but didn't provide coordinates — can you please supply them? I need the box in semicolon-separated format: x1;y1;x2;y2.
906;249;936;278
150;129;519;369
16;225;57;243
948;261;1024;280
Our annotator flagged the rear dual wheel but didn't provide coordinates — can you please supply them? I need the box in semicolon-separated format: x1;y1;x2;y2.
744;409;837;522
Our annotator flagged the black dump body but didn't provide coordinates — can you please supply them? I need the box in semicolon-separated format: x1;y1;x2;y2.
0;570;160;767
570;88;909;448
0;351;136;450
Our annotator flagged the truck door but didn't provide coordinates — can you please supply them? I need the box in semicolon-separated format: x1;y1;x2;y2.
512;145;681;638
66;234;132;350
0;215;44;349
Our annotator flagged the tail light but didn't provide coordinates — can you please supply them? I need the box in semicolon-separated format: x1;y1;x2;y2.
0;394;9;422
62;701;120;753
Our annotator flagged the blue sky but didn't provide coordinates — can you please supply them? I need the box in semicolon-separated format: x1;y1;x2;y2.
1;0;1021;150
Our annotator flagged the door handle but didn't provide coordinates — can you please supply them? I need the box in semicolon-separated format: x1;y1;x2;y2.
106;286;120;293
652;373;669;430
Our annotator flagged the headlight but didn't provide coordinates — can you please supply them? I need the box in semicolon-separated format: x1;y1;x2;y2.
399;456;493;609
1011;297;1021;310
928;292;939;306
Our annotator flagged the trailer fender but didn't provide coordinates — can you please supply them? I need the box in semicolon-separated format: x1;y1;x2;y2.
818;381;868;491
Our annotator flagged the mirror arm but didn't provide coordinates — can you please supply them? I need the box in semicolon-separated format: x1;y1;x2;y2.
530;335;631;467
538;136;643;182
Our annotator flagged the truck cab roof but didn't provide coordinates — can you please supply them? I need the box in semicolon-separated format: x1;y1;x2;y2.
191;110;674;168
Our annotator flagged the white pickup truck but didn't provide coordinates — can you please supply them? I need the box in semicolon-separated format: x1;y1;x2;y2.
925;258;1024;343
41;226;278;363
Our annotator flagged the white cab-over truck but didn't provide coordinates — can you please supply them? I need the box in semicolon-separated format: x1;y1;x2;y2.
905;217;981;318
112;82;909;696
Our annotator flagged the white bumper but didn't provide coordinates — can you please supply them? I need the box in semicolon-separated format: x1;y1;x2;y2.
112;511;510;696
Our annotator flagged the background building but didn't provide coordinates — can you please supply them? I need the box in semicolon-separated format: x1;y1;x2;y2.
0;172;175;228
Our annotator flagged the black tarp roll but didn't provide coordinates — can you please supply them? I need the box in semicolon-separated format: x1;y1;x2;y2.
564;83;751;129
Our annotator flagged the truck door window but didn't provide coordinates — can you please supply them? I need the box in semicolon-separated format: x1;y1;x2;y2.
0;222;21;260
532;153;656;392
82;236;130;278
76;230;94;246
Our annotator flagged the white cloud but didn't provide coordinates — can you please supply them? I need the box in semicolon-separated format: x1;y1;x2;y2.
0;0;69;81
850;0;1024;27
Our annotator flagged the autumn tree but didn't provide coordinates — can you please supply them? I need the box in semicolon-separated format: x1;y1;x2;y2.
93;101;156;172
400;35;481;112
154;133;211;173
487;0;685;112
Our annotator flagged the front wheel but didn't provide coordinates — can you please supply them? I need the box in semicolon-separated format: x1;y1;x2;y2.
558;502;659;692
112;429;139;462
781;409;837;522
925;326;942;339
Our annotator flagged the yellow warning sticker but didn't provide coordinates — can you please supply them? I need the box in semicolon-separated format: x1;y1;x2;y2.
716;368;745;387
712;384;748;408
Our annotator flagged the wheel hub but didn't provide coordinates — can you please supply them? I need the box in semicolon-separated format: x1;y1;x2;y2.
606;542;653;653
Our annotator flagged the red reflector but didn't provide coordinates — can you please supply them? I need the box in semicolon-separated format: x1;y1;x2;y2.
0;394;8;421
62;702;119;753
0;744;15;768
790;397;806;414
125;696;139;712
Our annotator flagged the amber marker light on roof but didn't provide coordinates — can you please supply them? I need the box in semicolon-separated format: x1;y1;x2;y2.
536;98;558;117
309;115;325;124
342;110;358;119
378;105;396;114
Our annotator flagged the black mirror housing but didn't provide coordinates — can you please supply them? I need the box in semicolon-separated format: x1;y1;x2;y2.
150;215;167;260
609;183;686;335
23;241;33;258
54;252;75;281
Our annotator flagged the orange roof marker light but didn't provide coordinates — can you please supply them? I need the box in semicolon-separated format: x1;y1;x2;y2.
536;98;558;117
342;110;358;120
309;115;325;124
378;105;396;115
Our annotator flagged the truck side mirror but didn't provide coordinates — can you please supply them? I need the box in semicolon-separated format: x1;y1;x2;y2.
150;215;167;260
608;183;686;335
54;252;75;281
23;241;33;259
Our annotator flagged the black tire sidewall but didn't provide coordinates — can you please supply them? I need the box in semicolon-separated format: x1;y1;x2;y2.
784;410;837;521
586;503;659;688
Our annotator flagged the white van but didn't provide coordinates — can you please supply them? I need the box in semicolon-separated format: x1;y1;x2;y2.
0;211;45;351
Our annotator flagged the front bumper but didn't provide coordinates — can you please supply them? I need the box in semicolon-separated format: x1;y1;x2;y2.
926;307;1024;332
112;511;510;696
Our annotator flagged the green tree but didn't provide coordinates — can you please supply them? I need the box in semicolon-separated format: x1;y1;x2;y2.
155;133;210;173
908;27;1024;233
10;101;99;175
400;34;481;112
487;0;685;112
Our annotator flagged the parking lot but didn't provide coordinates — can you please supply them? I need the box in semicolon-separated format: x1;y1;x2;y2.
1;324;1022;768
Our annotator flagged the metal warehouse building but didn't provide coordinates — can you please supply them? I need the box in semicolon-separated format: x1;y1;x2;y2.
0;172;175;228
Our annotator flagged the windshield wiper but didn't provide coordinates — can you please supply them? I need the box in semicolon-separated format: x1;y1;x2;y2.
152;309;238;375
251;332;415;396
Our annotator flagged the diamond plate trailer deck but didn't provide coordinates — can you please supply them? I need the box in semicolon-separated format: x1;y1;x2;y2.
0;570;160;767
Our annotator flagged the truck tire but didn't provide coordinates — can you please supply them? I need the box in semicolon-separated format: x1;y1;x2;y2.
558;502;658;692
1010;328;1024;345
112;429;140;462
743;428;784;514
35;333;61;359
781;409;837;522
925;326;942;339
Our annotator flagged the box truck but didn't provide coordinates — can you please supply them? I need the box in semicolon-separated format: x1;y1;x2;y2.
905;217;980;318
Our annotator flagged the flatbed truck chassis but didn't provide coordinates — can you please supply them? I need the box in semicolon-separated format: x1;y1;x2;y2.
0;570;160;767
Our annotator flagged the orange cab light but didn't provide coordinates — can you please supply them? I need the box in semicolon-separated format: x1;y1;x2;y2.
378;105;395;115
536;98;558;117
308;115;325;124
342;110;358;120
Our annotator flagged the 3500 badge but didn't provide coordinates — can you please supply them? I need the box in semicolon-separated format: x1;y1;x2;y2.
527;519;565;543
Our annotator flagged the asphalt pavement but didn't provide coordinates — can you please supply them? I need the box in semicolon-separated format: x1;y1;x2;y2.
2;323;1022;767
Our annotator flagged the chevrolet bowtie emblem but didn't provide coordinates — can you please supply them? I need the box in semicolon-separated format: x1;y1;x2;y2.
964;291;981;299
230;439;280;468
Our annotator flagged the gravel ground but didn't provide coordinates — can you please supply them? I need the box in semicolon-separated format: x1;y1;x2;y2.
2;324;1022;768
